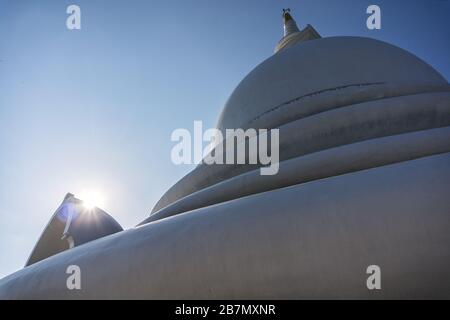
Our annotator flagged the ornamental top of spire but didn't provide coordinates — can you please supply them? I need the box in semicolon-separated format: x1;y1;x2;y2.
282;8;300;37
275;8;321;53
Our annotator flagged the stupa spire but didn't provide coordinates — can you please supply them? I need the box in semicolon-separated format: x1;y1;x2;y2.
275;8;321;53
282;8;300;37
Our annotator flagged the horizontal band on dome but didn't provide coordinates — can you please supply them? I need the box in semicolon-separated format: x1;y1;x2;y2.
244;82;450;132
150;91;450;215
143;126;450;224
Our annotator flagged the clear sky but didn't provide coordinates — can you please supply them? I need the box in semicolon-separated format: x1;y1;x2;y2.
0;0;449;278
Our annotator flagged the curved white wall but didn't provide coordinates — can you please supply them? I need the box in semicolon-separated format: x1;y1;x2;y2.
1;152;449;299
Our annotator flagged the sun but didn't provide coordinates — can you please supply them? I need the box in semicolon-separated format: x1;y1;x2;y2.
79;189;106;210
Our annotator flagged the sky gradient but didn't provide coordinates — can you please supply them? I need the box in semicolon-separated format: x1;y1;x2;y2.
0;0;449;278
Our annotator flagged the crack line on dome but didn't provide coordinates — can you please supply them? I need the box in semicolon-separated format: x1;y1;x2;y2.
248;82;387;124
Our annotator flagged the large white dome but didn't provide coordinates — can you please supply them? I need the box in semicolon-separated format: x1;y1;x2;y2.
149;36;450;216
217;36;447;132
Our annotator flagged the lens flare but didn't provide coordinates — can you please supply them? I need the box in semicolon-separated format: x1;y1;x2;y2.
79;189;105;210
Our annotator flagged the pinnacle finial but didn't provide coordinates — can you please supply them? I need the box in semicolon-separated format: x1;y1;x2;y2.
282;8;300;37
282;8;292;20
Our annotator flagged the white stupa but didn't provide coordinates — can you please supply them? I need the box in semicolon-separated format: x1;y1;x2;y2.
1;10;449;299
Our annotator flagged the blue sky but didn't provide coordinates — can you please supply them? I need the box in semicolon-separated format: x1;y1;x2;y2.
0;0;449;278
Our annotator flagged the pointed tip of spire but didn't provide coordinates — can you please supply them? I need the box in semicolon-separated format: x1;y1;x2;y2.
275;8;321;54
282;8;300;37
282;8;294;23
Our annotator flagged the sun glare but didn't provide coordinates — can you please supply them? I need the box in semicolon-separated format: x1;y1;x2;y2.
79;189;106;210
